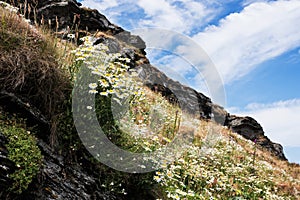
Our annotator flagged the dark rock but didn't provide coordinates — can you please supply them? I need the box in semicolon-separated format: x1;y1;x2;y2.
138;63;212;118
225;115;287;160
115;31;146;51
0;91;50;141
211;104;228;125
3;0;145;50
94;37;121;53
18;139;116;200
0;132;15;193
0;92;117;199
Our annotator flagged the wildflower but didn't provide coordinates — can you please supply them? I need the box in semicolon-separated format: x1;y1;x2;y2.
175;189;187;196
187;190;195;197
139;165;146;169
121;188;127;195
86;106;93;110
89;89;98;94
156;171;163;176
67;34;75;39
100;91;108;96
166;170;173;178
161;162;168;169
108;89;115;94
99;79;110;87
76;56;85;61
173;194;180;200
89;83;98;89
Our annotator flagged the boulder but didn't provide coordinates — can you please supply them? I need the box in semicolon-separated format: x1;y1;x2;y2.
225;115;287;160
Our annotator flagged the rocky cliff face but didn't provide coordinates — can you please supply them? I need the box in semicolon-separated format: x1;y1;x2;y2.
0;132;15;193
0;92;115;199
0;0;288;198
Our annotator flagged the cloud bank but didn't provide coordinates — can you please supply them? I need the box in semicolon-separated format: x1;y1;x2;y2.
194;0;300;83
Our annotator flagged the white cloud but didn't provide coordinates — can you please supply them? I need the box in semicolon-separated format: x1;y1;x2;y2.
194;0;300;84
80;0;118;12
234;99;300;147
82;0;219;33
80;0;141;27
137;0;216;33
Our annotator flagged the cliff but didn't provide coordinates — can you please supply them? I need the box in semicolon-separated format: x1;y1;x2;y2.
0;0;297;199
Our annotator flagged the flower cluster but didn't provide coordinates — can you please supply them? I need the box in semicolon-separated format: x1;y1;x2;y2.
153;130;293;199
118;88;181;144
71;36;145;106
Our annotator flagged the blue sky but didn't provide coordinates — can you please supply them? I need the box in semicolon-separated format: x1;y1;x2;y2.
79;0;300;164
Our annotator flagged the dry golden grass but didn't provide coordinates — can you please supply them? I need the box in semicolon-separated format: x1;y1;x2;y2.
0;5;75;145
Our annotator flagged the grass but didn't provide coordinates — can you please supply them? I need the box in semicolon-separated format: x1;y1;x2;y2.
72;38;300;199
0;3;76;146
119;87;300;199
1;2;299;199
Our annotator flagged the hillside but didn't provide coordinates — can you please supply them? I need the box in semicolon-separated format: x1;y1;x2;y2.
0;1;299;199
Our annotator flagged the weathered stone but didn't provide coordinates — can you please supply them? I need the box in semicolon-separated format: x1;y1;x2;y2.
0;91;117;199
3;0;145;50
0;132;15;192
0;91;50;141
18;139;116;200
225;115;287;160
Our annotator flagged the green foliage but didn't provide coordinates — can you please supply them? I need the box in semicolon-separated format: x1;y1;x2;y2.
0;116;42;194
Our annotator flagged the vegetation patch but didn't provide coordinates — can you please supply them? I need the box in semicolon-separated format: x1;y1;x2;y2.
0;114;42;194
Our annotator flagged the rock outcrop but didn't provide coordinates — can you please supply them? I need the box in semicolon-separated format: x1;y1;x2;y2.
5;0;145;49
225;115;287;160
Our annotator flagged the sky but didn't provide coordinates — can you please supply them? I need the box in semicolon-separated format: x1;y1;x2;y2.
79;0;300;164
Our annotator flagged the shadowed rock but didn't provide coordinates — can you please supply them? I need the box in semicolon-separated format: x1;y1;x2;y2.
0;132;15;192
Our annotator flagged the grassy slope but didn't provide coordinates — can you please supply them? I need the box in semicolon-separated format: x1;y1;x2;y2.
1;3;299;199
